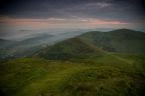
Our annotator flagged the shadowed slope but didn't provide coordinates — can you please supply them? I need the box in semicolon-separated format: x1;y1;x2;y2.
36;38;105;60
78;29;145;53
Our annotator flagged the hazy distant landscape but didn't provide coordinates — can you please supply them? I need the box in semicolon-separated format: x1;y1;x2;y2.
0;0;145;96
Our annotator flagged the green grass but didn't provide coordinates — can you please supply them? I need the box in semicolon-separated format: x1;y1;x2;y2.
78;29;145;53
36;37;105;60
0;53;145;96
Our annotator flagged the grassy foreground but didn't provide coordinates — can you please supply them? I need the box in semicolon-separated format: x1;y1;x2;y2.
0;53;145;96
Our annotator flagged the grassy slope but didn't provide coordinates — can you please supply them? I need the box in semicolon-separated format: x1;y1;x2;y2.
0;53;145;96
78;29;145;53
36;38;105;60
35;29;145;60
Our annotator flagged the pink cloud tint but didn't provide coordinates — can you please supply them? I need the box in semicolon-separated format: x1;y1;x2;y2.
0;17;128;29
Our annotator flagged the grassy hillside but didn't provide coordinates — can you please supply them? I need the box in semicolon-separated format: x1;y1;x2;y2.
78;29;145;53
36;38;105;60
0;54;145;96
1;29;145;60
36;29;145;60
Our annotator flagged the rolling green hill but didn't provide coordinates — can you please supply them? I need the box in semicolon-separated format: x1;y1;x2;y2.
78;29;145;53
36;38;105;60
0;31;87;60
36;29;145;60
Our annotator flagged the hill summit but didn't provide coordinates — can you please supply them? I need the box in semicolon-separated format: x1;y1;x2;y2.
78;29;145;53
37;38;104;60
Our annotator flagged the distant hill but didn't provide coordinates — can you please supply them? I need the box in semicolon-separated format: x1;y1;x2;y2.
36;38;104;60
1;29;145;60
0;39;14;48
0;39;9;43
78;29;145;53
0;34;54;60
0;31;86;60
0;39;16;60
36;29;145;60
17;34;54;46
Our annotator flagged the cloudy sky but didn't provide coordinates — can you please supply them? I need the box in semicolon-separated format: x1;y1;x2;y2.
0;0;145;39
